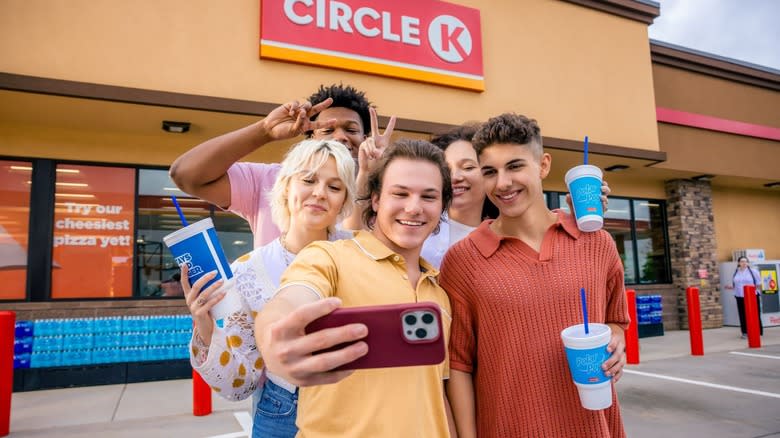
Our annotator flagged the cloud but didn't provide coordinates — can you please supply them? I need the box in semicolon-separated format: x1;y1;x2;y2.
649;0;780;70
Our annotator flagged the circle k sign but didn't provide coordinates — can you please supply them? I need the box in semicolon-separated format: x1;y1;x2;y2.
260;0;485;91
428;14;472;63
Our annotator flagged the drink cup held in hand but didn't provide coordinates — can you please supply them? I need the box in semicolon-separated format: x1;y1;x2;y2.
565;164;604;232
560;323;613;410
163;217;240;322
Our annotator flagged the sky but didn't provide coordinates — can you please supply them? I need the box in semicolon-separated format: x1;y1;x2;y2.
648;0;780;71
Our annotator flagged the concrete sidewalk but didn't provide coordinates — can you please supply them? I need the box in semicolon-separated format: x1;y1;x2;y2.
635;324;779;361
7;326;780;437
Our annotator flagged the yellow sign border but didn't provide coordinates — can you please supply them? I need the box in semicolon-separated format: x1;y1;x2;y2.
260;44;485;92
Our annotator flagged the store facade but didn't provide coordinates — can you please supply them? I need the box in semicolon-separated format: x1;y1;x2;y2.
1;0;779;374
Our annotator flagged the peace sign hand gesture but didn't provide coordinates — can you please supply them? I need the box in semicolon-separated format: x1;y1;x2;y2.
261;97;337;142
358;107;397;174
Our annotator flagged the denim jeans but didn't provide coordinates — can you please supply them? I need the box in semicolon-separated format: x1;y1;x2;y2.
252;379;298;438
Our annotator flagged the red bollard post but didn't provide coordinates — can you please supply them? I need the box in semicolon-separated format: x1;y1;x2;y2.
0;311;16;437
192;321;212;416
685;287;704;356
625;289;640;364
193;369;212;416
743;285;761;348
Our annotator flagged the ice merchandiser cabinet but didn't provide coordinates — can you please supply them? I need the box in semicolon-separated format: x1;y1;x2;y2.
719;261;780;327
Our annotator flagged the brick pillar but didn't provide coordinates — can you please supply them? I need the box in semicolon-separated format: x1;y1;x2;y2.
665;179;722;329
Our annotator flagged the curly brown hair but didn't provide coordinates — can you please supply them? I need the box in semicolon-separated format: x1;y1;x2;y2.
472;113;543;160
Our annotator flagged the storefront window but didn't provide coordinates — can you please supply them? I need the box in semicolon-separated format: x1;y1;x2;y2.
603;198;637;284
136;169;210;297
135;169;251;297
51;164;136;298
556;194;669;284
213;211;253;263
0;161;33;300
634;201;669;284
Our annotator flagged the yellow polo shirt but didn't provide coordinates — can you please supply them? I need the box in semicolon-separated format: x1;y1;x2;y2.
279;230;452;438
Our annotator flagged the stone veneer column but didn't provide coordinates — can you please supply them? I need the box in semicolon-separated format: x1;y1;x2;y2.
665;179;722;329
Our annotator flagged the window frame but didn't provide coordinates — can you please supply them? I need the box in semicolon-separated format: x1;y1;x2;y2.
545;191;672;285
0;155;187;301
0;157;36;301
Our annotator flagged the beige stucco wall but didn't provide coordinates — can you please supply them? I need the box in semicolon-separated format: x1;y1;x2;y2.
713;186;780;262
653;64;780;127
652;64;780;180
656;123;779;180
0;0;660;152
0;91;429;166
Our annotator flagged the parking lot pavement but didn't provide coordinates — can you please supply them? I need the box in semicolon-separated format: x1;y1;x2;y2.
619;329;780;438
7;327;780;437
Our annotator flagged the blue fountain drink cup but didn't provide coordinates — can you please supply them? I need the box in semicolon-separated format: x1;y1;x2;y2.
163;218;241;323
565;164;603;232
560;323;613;410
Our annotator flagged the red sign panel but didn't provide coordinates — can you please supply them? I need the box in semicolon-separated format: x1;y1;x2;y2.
260;0;484;91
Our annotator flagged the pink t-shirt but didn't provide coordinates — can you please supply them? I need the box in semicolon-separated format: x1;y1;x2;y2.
227;162;282;248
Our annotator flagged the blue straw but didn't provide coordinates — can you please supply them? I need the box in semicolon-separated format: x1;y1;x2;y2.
583;136;589;165
171;196;189;226
580;287;590;334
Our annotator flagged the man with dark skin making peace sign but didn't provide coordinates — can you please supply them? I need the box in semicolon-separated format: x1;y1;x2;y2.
170;84;396;247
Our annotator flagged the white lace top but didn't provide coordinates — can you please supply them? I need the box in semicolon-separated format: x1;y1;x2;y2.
189;230;352;401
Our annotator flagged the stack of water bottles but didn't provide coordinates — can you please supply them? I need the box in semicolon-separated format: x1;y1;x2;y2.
636;295;663;325
21;315;193;369
13;320;34;369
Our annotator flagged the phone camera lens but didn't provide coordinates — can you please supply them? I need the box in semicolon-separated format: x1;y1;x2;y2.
415;328;427;339
421;313;434;324
405;314;417;325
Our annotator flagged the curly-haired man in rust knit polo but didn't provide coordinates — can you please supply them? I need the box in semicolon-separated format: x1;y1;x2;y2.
441;113;629;438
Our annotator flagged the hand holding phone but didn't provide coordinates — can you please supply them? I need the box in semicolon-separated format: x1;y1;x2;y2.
305;301;445;371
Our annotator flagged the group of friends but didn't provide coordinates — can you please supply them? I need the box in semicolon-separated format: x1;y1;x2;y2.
169;84;630;438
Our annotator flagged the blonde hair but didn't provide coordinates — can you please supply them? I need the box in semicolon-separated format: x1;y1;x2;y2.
270;139;356;233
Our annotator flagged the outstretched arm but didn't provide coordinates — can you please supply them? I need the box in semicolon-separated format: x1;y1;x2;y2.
255;291;369;387
169;98;336;208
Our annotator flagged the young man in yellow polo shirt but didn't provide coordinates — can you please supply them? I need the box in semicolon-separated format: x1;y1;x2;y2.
255;139;455;437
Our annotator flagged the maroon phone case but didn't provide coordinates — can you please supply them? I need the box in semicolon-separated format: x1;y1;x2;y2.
304;301;445;371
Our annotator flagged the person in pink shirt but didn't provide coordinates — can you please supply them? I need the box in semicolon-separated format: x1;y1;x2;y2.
170;84;394;248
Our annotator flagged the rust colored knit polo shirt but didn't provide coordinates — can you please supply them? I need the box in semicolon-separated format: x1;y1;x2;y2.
441;211;629;437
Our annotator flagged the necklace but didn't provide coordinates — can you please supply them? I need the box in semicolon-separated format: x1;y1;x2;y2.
279;233;294;267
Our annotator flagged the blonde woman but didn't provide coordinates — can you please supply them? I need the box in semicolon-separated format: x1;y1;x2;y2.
182;139;356;438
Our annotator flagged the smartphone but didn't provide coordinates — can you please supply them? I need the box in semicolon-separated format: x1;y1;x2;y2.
304;301;445;371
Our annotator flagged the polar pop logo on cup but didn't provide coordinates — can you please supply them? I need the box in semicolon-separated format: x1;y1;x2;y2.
565;164;604;232
560;323;613;410
163;217;233;291
163;218;244;320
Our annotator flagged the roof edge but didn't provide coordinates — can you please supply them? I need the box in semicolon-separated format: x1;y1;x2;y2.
561;0;660;25
650;40;780;92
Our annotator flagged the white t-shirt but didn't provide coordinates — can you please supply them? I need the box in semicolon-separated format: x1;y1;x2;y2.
733;267;761;298
421;213;477;269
